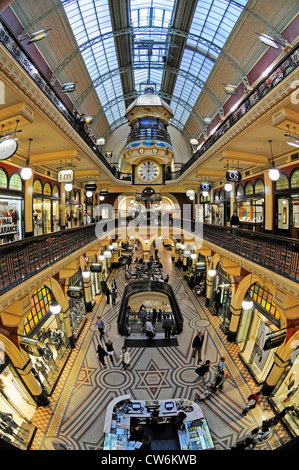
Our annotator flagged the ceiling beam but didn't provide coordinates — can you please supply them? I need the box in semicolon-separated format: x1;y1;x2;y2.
219;150;269;165
29;150;79;165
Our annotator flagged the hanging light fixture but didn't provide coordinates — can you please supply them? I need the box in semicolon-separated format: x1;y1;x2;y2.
99;254;105;261
257;33;288;50
224;182;233;192
208;261;216;277
86;190;93;198
65;182;73;192
191;253;197;260
268;140;280;181
21;138;33;180
242;274;253;310
82;266;90;279
49;279;61;315
285;125;299;148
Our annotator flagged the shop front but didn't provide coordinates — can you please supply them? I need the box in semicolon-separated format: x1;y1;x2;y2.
210;189;230;225
66;270;87;341
236;282;281;384
269;354;299;437
23;285;71;395
0;167;24;243
33;179;61;235
235;178;265;232
274;167;299;238
65;189;81;228
209;264;232;333
0;355;37;449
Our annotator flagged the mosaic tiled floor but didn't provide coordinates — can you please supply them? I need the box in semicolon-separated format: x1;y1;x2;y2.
30;245;291;451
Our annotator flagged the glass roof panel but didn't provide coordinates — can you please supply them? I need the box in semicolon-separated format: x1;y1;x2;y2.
62;0;248;132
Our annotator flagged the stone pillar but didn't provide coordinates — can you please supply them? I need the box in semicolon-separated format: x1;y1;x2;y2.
261;349;290;396
24;173;34;238
60;183;66;230
83;274;93;312
227;305;242;342
264;170;274;233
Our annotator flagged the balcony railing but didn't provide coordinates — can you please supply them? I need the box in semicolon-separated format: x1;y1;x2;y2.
0;219;298;297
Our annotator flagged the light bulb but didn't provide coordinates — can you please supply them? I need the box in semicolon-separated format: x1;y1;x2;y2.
208;268;216;277
65;183;73;192
269;168;280;181
242;296;253;310
21;166;32;180
86;190;93;198
202;190;209;197
225;183;233;192
191;253;197;260
100;195;105;201
99;255;105;261
49;299;61;314
82;270;90;279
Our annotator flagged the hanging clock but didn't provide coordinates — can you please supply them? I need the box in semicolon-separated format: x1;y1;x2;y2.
137;160;160;182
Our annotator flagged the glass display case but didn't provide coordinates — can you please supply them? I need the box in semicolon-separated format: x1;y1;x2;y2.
178;419;214;450
236;197;264;231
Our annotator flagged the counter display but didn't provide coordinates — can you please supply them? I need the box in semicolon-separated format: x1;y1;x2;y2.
103;395;214;451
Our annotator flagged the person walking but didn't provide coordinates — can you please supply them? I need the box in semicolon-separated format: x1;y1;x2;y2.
96;344;108;368
162;314;173;341
139;306;147;331
216;357;226;372
105;287;111;305
210;370;228;393
104;339;115;366
111;277;117;290
145;318;155;341
242;391;262;416
111;288;117;306
120;346;131;371
191;330;205;363
230;210;240;227
95;316;105;340
193;360;210;384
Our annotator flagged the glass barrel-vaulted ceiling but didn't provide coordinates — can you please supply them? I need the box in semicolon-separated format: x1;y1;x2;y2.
61;0;248;133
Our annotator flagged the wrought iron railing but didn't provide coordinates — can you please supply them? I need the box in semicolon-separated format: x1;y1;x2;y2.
1;217;298;297
117;280;184;336
126;128;172;146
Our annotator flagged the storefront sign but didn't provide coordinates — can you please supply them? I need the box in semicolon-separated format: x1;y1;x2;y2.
226;170;242;183
66;286;83;298
58;169;74;183
20;339;44;357
0;138;18;161
200;183;211;192
85;183;97;192
263;332;286;351
90;263;102;273
0;222;18;237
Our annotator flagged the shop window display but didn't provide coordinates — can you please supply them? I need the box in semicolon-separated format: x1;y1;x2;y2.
67;271;87;340
24;285;71;395
0;359;37;449
0;195;23;243
237;284;281;384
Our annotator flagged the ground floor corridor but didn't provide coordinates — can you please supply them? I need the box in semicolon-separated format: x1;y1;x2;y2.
29;242;291;451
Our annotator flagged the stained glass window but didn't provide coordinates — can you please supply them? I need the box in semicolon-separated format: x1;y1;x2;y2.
249;283;280;324
290;168;299;188
33;179;43;194
9;173;22;191
24;285;53;334
0;169;8;188
43;182;52;195
254;178;264;194
244;181;253;195
275;172;289;190
236;184;244;197
52;185;60;198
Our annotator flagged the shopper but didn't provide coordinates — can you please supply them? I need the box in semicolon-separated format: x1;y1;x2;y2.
105;339;115;366
145;318;155;341
105;287;110;305
111;277;117;290
111;288;117;306
210;370;227;393
162;314;173;341
139;306;147;331
96;344;108;369
129;424;151;449
95;316;105;340
230;210;239;227
193;360;210;384
231;437;255;450
251;425;270;446
191;330;205;363
242;391;262;416
216;357;226;372
120;346;131;371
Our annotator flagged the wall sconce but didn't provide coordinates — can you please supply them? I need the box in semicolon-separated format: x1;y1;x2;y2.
268;140;280;182
21;138;33;180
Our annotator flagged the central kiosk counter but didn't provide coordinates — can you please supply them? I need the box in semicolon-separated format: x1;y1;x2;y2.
103;395;214;451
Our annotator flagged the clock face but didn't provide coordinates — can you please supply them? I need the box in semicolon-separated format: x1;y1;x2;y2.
138;161;160;182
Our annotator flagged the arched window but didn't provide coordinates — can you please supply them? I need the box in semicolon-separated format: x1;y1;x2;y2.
236;184;244;197
254;178;264;194
24;285;53;334
214;190;219;201
219;189;225;200
244;181;253;195
248;282;280;325
9;172;23;191
0;168;8;188
43;182;52;196
290;168;299;188
33;179;43;194
52;184;60;198
275;172;289;190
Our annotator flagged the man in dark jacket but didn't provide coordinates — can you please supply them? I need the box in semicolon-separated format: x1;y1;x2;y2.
162;314;173;340
193;360;210;384
191;330;205;363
